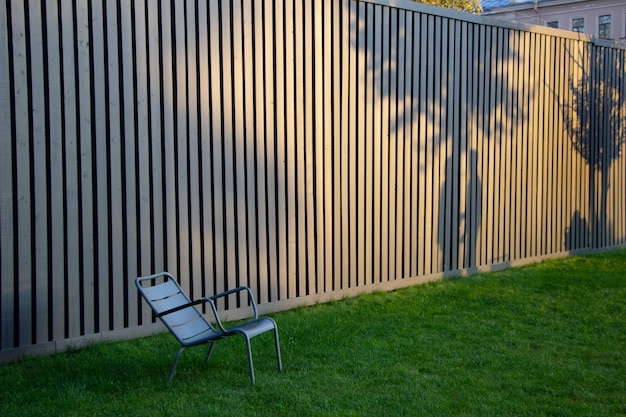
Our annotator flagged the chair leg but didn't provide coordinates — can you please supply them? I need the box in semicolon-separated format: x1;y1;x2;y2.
244;336;255;385
205;341;216;363
167;346;185;384
273;327;283;372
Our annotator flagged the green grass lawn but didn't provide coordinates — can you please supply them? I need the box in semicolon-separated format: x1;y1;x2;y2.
1;249;626;416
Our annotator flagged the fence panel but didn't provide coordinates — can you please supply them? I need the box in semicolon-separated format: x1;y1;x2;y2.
1;0;625;360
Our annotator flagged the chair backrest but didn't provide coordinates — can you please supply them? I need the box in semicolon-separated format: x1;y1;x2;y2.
136;273;219;345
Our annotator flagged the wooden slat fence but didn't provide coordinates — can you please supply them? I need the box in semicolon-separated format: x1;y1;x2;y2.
1;0;625;360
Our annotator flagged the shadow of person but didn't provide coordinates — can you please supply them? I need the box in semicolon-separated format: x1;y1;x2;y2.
438;149;481;270
565;210;589;251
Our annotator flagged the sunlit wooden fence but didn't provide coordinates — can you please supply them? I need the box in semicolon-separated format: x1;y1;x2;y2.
1;0;625;360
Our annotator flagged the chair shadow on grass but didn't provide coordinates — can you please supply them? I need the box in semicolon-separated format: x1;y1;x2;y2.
51;332;277;392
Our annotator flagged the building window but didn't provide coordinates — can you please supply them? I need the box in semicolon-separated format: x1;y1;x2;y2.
599;15;611;39
572;18;584;33
547;21;558;29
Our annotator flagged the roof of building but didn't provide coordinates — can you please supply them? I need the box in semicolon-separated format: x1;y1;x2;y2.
481;0;550;13
481;0;513;11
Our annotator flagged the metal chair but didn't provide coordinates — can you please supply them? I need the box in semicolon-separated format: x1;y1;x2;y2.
136;272;282;385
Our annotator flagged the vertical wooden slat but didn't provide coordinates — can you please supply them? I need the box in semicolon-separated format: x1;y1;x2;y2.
26;0;48;343
616;51;626;244
207;0;225;297
380;6;390;282
348;0;359;288
363;2;373;285
411;10;421;276
185;0;202;300
264;0;278;301
608;47;619;247
120;0;138;327
148;0;164;278
527;32;537;257
371;5;381;283
552;36;562;252
559;37;570;251
615;51;626;245
388;7;398;280
314;0;324;293
242;0;258;297
293;0;306;297
417;12;427;276
542;33;550;253
485;26;496;265
598;45;606;247
451;19;461;271
43;0;66;339
395;9;405;279
218;1;238;300
323;1;334;290
356;1;366;287
574;40;584;249
506;29;517;259
528;31;538;256
252;0;268;303
163;0;177;276
571;39;582;249
535;32;545;255
172;0;189;294
477;24;487;266
433;19;446;272
304;0;317;295
518;30;528;256
284;0;296;299
583;42;592;248
432;15;442;273
104;0;123;330
604;46;611;247
458;20;468;270
599;47;608;248
401;10;412;277
333;0;344;290
78;0;96;333
501;28;509;262
197;0;211;297
423;14;433;274
520;31;531;257
88;0;110;331
511;32;525;259
230;0;248;301
60;0;81;338
340;0;351;289
612;48;620;245
0;0;16;349
467;22;479;268
133;0;152;320
537;33;547;256
448;18;459;272
274;0;287;300
563;37;573;250
554;35;564;253
606;48;615;247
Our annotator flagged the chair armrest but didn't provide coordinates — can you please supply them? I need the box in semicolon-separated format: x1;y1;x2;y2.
207;286;260;331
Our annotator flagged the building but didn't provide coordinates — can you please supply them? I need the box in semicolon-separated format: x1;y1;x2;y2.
482;0;626;45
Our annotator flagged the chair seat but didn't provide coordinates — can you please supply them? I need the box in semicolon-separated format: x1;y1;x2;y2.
228;317;278;339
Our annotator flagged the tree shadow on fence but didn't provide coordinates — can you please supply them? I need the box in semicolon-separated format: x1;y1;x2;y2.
561;43;626;249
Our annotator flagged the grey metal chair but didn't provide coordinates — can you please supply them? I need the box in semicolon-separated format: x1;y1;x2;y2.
136;272;282;385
